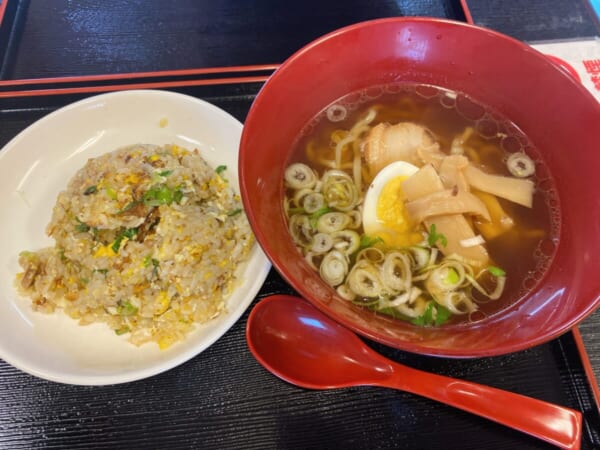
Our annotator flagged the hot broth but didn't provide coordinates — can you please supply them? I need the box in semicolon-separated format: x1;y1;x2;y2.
284;83;558;326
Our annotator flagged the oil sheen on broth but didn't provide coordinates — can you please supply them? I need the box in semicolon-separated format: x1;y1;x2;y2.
283;83;558;326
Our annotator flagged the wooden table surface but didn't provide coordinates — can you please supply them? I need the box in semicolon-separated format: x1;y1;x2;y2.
0;1;599;449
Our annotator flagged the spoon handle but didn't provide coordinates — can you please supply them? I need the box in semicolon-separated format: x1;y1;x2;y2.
381;362;582;449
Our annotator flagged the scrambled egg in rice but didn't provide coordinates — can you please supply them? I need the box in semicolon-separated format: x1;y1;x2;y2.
16;144;254;349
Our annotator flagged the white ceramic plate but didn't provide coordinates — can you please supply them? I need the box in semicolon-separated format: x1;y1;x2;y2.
0;90;271;385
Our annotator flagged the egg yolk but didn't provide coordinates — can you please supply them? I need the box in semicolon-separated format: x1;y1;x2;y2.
375;176;422;247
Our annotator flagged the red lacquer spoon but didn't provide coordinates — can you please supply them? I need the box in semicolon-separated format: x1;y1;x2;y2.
246;295;582;449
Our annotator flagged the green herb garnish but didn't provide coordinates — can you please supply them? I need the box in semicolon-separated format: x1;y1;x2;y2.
152;169;174;182
427;224;447;247
309;206;332;229
117;300;138;316
173;189;183;204
105;187;118;200
111;227;139;253
122;228;138;239
215;165;227;175
360;299;450;327
144;256;160;276
445;268;460;285
115;326;130;336
411;302;451;326
75;218;90;233
151;258;159;277
142;184;183;207
360;235;384;249
117;199;141;215
488;265;506;277
433;303;452;326
93;268;109;275
227;208;242;216
411;302;434;326
83;185;97;195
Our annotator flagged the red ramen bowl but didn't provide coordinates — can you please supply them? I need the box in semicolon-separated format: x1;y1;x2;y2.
239;17;600;357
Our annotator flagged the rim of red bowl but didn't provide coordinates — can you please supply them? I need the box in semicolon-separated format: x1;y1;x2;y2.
239;17;600;358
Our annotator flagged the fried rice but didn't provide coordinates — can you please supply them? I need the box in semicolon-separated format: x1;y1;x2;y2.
16;144;254;349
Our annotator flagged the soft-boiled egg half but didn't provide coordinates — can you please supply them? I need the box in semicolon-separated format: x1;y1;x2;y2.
362;161;424;247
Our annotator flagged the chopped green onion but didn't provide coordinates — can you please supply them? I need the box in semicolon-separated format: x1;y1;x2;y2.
114;326;130;335
434;304;452;326
445;268;460;285
412;302;433;326
309;206;332;229
488;265;506;277
152;169;174;183
75;218;90;233
173;189;183;204
427;224;447;247
411;302;451;326
215;165;227;175
123;228;138;239
117;300;138;316
227;208;242;216
360;234;384;249
117;199;141;214
111;227;139;253
111;239;122;253
143;185;171;206
105;187;118;200
143;255;160;276
143;184;183;207
83;185;97;195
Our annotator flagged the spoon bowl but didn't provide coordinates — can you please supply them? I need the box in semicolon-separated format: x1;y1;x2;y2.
246;295;582;449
